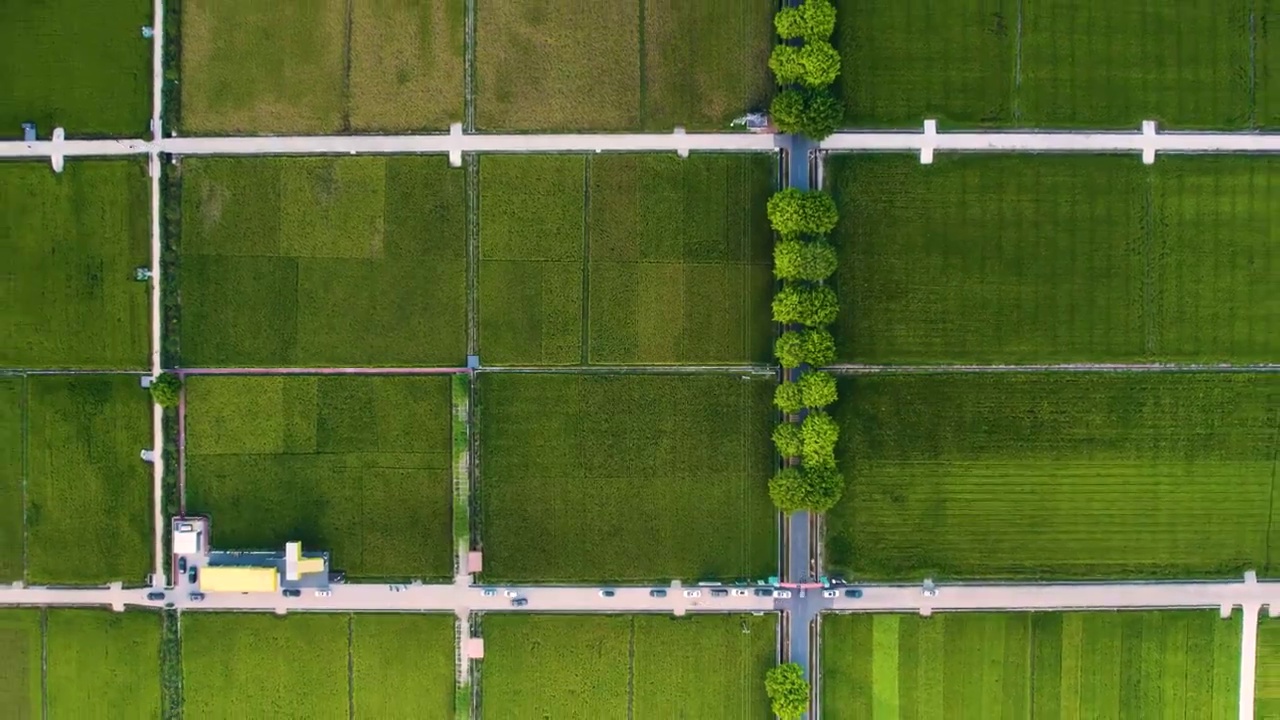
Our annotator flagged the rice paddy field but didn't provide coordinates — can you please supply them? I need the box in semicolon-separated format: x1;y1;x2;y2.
178;156;466;367
21;375;153;585
821;611;1241;719
0;379;23;583
475;0;773;130
480;614;775;718
478;153;774;365
182;612;454;719
828;154;1280;364
476;373;776;582
0;0;150;137
826;372;1280;580
180;0;464;133
185;375;454;580
0;610;43;720
2;161;150;369
1257;617;1280;718
835;0;1261;128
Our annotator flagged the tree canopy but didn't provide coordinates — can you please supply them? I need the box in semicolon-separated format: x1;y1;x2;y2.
798;42;841;88
772;422;805;458
774;381;805;414
150;373;181;408
768;45;804;86
771;284;838;327
768;468;810;513
774;239;838;281
798;371;838;408
771;88;844;140
766;188;839;238
801;411;839;467
775;329;836;368
766;663;810;720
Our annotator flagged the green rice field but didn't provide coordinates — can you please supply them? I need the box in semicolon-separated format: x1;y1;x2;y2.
181;0;464;133
476;373;776;582
475;0;773;130
2;161;150;369
478;153;774;365
183;612;454;719
46;610;161;719
185;374;454;580
0;0;150;137
0;610;43;720
481;614;775;718
827;372;1280;580
179;156;466;367
23;375;153;585
836;0;1259;128
0;379;24;582
829;154;1280;364
1257;617;1280;718
822;611;1240;719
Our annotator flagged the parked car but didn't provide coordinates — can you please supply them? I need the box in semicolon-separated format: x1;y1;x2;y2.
482;588;497;597
753;588;773;597
146;591;165;601
922;587;938;598
511;598;528;607
177;557;187;573
683;589;701;598
710;588;729;597
503;590;518;598
844;589;863;599
315;589;331;597
599;589;616;598
772;589;792;599
283;589;301;598
822;589;838;598
189;592;205;602
649;589;667;598
731;589;749;597
187;567;198;584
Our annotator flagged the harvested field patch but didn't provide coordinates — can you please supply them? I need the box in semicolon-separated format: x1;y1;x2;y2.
2;161;150;369
25;375;152;585
0;0;150;137
0;610;42;720
479;153;774;365
0;378;24;582
185;375;454;580
481;614;774;718
829;154;1280;364
827;373;1280;580
476;373;776;582
46;610;161;719
822;611;1240;719
351;614;455;718
179;156;466;367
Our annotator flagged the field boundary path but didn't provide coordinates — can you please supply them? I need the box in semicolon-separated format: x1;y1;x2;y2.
147;0;167;590
827;362;1280;374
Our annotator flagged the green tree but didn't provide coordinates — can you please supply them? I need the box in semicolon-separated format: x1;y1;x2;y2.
766;663;810;720
801;411;839;467
768;468;810;513
775;331;807;368
774;239;838;281
770;88;807;135
769;44;804;85
150;373;181;408
801;328;837;367
798;371;838;408
767;189;838;239
773;88;844;140
798;0;837;42
773;283;840;327
772;422;805;458
803;464;846;511
798;41;841;88
774;7;806;39
774;381;805;414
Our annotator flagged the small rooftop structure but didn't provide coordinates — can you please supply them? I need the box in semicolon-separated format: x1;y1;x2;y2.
21;122;36;142
172;522;202;555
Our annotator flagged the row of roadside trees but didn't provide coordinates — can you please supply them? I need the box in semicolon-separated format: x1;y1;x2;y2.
769;0;843;140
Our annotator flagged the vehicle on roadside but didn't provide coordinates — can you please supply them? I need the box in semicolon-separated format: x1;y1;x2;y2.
146;591;165;601
599;589;615;598
177;557;187;573
503;590;518;598
731;589;749;597
482;588;497;597
710;588;728;597
822;589;838;598
315;589;331;597
187;567;198;584
189;592;205;602
511;598;528;607
772;589;791;599
649;589;667;598
753;588;773;597
922;587;938;598
683;589;701;598
282;589;301;598
164;602;175;609
844;589;863;598
799;588;806;598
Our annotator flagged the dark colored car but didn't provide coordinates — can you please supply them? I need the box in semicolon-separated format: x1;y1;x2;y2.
187;567;198;584
282;589;301;598
649;589;667;598
710;588;729;597
511;598;528;607
188;592;205;602
146;591;165;601
177;557;187;573
844;589;863;599
754;588;774;597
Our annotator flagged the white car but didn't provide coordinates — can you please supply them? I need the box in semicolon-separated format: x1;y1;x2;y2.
822;589;838;598
731;589;749;597
683;589;701;598
503;590;518;598
923;587;938;598
772;589;791;599
315;589;331;597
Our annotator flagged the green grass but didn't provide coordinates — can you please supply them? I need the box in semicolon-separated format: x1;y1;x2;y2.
836;0;1255;128
475;0;773;130
46;610;161;719
179;156;466;367
0;610;42;720
1258;617;1280;718
0;0;150;137
481;614;774;719
476;373;776;582
0;378;24;582
351;614;455;718
822;611;1240;720
2;161;150;369
183;613;348;719
1261;0;1280;128
827;373;1280;580
181;0;463;133
185;375;454;580
829;154;1280;363
25;376;152;585
478;153;774;365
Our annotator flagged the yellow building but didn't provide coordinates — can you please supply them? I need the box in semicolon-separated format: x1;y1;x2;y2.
199;566;279;594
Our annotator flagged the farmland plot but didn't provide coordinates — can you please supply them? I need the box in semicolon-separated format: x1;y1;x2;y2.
478;153;773;365
179;156;466;367
185;375;454;580
351;614;456;718
476;373;776;582
46;610;161;719
481;614;773;718
0;610;42;720
0;378;23;582
822;611;1240;719
2;161;150;369
829;154;1280;364
826;373;1280;580
1258;618;1280;718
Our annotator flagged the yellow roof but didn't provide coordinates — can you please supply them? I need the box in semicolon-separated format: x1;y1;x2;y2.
296;557;326;575
200;566;278;593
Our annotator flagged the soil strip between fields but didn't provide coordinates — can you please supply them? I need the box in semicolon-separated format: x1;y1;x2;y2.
466;156;480;356
21;375;29;583
346;614;355;720
580;156;592;364
825;363;1280;374
463;0;477;131
341;0;354;133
